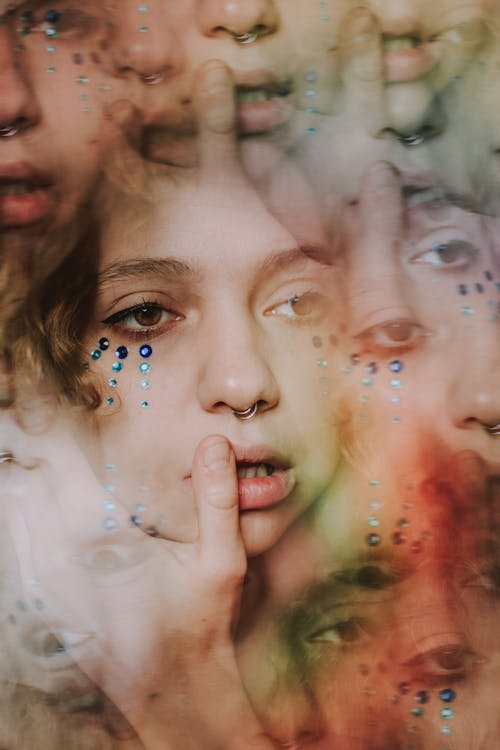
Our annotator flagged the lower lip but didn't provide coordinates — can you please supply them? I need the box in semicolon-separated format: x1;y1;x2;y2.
0;188;54;227
237;95;295;135
383;45;434;83
238;468;296;511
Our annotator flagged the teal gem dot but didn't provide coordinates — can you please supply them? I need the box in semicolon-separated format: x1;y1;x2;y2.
112;361;123;372
90;349;101;360
139;362;151;374
141;401;149;408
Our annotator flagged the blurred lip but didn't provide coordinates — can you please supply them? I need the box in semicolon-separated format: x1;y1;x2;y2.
140;70;294;162
235;73;294;135
0;162;55;227
382;34;435;82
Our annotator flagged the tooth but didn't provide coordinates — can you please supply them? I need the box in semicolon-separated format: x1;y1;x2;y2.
384;37;417;51
0;183;33;196
256;464;267;477
237;466;246;479
246;466;257;478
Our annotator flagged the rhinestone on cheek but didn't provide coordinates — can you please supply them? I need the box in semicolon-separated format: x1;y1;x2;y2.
139;344;153;358
116;345;128;360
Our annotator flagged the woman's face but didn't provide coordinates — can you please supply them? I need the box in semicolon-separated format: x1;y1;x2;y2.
83;178;343;557
0;0;121;232
103;0;346;167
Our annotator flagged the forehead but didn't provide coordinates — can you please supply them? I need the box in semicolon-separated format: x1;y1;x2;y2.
99;186;306;277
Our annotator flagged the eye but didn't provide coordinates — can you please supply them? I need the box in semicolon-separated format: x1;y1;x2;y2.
18;5;103;39
264;291;324;321
102;301;183;340
357;318;430;356
409;240;478;270
308;617;372;647
403;644;479;683
463;564;500;597
23;627;92;661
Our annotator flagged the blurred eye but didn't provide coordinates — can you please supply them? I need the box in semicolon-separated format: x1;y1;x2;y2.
409;240;478;270
403;644;478;683
308;617;372;646
265;291;324;321
357;318;430;355
23;627;92;660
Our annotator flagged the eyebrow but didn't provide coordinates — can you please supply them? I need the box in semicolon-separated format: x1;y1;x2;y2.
403;185;485;216
98;257;199;286
256;244;335;280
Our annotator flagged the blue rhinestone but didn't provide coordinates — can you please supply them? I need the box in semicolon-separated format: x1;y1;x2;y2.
108;378;118;388
440;708;454;719
439;688;455;703
390;378;402;388
106;397;114;405
139;344;152;358
366;533;380;546
112;361;122;372
475;282;484;293
44;9;60;23
98;337;109;351
458;283;468;295
139;362;151;374
389;360;403;372
130;515;142;527
366;361;378;374
141;400;149;408
21;10;34;23
415;690;429;704
90;349;101;361
44;26;57;38
485;270;493;281
140;379;150;390
102;517;117;531
116;345;128;359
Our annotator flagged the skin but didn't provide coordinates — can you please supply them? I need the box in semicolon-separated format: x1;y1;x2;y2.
0;0;125;233
82;112;342;558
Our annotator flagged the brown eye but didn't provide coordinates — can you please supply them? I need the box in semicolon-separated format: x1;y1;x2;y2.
134;306;163;326
357;318;430;356
410;240;478;269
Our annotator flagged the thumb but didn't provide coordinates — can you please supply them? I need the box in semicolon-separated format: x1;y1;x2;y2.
192;435;246;580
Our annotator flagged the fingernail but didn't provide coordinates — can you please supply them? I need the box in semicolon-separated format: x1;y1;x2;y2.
201;61;231;94
204;438;230;470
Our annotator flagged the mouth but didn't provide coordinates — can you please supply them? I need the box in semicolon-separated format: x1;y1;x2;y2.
233;447;296;511
0;166;54;227
235;78;294;136
382;34;434;83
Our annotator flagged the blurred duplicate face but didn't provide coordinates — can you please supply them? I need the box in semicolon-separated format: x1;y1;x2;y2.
103;0;347;167
237;451;500;750
81;171;344;558
0;0;121;235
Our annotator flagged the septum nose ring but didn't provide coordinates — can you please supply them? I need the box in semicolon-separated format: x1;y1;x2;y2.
483;422;500;436
0;449;15;464
231;28;260;44
0;126;19;137
232;403;259;420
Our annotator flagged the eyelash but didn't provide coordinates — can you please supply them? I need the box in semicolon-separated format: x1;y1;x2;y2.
102;299;183;341
409;239;479;271
356;318;430;357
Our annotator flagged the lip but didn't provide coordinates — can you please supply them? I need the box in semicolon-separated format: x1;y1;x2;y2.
232;443;296;511
235;73;294;136
0;162;55;227
382;35;436;83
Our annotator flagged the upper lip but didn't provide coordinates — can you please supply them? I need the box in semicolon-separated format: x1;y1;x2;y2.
0;162;53;188
141;70;293;131
183;443;291;480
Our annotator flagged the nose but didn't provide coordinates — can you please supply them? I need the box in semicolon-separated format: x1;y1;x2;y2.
197;0;279;40
445;317;500;457
0;29;39;132
197;311;279;417
109;3;184;80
